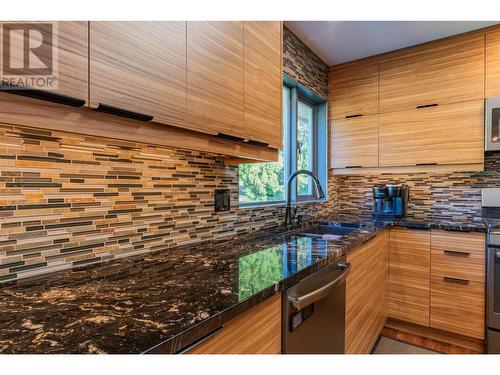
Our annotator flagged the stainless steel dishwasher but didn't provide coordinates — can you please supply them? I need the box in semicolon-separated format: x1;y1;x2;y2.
282;256;351;354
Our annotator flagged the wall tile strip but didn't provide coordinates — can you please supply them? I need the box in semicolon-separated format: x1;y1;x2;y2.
283;26;329;99
329;153;500;222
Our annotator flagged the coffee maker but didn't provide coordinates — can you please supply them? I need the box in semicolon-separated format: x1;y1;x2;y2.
372;184;409;220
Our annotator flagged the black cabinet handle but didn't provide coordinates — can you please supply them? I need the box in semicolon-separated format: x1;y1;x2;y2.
416;163;438;166
443;249;470;257
246;139;269;147
345;114;363;119
416;103;438;109
176;327;223;354
443;276;469;285
216;133;245;142
4;89;85;107
95;103;153;122
345;165;362;169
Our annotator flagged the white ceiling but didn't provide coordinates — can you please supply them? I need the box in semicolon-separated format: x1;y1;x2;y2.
284;21;499;66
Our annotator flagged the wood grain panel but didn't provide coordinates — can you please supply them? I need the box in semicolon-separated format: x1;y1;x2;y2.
379;100;484;167
329;60;379;119
0;21;88;102
431;230;486;283
379;33;484;113
243;21;282;148
389;228;430;326
331;114;379;168
345;229;389;353
0;92;279;161
90;22;186;127
187;22;244;137
383;318;484;353
331;163;484;174
187;295;281;354
486;28;500;98
430;275;485;339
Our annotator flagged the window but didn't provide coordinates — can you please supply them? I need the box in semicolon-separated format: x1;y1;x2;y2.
239;82;327;206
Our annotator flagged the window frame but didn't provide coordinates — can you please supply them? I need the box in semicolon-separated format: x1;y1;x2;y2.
296;94;319;202
239;80;328;208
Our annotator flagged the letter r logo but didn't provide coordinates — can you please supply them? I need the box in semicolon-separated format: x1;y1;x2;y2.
2;23;53;76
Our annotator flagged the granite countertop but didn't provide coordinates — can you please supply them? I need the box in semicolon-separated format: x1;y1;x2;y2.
0;216;485;354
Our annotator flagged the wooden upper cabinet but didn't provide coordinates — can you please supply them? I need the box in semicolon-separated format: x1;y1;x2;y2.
90;22;186;127
331;114;379;169
389;228;431;326
486;28;500;98
379;100;484;167
187;22;244;138
0;21;88;103
379;34;485;113
329;61;379;119
243;21;282;148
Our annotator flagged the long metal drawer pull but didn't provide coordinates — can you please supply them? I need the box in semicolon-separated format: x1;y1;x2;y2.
443;276;469;285
416;103;438;109
177;327;223;354
443;249;470;257
345;114;362;119
345;165;362;169
96;103;153;122
416;162;438;166
289;263;352;310
496;249;500;259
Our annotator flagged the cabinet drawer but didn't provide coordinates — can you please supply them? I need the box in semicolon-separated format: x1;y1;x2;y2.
431;230;486;283
430;275;485;339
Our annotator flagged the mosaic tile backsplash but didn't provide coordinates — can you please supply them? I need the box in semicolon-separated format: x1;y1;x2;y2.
0;124;337;282
329;153;500;223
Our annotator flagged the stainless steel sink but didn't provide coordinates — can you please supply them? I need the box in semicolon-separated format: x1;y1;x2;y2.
293;222;362;240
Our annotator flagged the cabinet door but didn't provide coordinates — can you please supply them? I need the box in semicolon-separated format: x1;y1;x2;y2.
331;114;379;169
187;295;281;354
187;22;244;138
380;34;484;113
389;228;430;326
90;22;186;126
430;276;485;339
329;61;379;120
243;21;282;148
379;100;484;167
486;28;500;98
0;21;88;103
345;230;389;353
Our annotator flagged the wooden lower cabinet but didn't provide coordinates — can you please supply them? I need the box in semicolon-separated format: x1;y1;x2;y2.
429;230;486;340
430;275;485;340
388;228;486;342
345;229;389;353
388;228;431;326
187;294;281;354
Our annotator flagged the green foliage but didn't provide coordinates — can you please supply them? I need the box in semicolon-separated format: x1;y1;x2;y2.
238;246;284;301
239;154;284;203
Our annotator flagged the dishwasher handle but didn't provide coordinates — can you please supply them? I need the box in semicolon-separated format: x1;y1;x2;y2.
289;263;351;310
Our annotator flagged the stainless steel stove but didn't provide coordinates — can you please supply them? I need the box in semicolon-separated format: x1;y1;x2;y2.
482;188;500;353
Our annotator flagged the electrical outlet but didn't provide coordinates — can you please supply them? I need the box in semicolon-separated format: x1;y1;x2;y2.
214;189;230;212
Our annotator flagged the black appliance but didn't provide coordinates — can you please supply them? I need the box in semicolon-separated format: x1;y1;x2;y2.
282;257;351;353
482;188;500;353
372;184;409;220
